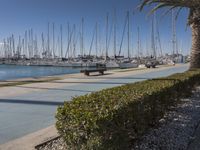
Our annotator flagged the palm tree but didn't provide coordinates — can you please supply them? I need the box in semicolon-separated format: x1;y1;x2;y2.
140;0;200;69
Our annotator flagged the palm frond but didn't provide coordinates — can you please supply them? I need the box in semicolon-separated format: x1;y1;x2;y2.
140;0;195;12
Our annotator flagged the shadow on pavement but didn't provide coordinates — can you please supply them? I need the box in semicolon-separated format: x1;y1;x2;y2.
0;99;64;106
15;86;95;93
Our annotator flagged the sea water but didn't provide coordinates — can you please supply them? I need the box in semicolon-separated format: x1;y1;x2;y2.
0;65;81;80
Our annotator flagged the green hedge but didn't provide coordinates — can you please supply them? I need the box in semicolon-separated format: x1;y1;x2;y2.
56;69;200;149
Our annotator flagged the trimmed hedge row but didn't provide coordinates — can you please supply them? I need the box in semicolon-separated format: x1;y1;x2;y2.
56;69;200;149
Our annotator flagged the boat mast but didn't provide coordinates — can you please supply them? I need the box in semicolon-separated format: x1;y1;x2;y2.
137;27;140;58
72;24;76;58
24;31;27;58
47;22;50;58
41;33;45;58
9;38;11;57
172;10;176;55
67;23;70;59
22;38;25;57
57;36;60;57
89;25;96;56
99;24;103;57
34;35;38;57
31;28;33;58
52;22;55;58
118;13;127;56
3;39;6;58
155;16;163;57
127;11;130;59
95;22;98;58
60;24;63;58
17;36;21;58
106;13;109;60
81;18;84;56
6;38;9;58
151;14;156;58
114;9;117;58
28;30;31;58
65;25;74;59
12;34;15;57
146;38;149;56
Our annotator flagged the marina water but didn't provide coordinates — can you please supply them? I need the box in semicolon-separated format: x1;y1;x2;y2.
0;65;82;80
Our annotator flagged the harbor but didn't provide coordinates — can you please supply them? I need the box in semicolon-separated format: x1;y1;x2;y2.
0;0;199;149
0;10;188;69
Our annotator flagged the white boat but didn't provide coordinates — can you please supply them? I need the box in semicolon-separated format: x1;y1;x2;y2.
119;62;138;69
119;60;138;69
106;61;119;68
167;60;175;65
138;64;146;68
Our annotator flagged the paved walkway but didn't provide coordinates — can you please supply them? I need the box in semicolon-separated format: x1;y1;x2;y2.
0;64;188;149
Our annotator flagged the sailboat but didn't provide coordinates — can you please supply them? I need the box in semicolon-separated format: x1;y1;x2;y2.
119;60;138;69
104;11;120;68
118;11;138;69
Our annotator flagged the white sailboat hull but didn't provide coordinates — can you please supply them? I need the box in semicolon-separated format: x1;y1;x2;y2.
119;63;138;69
106;61;119;68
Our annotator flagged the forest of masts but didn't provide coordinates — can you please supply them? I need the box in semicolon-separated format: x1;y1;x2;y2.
0;11;180;61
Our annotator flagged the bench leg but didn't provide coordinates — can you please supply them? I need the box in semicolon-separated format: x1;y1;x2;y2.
85;72;89;76
99;71;104;75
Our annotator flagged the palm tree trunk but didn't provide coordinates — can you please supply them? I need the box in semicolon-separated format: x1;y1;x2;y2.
190;15;200;69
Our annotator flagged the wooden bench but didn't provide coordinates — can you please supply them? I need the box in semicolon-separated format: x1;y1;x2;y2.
80;68;107;76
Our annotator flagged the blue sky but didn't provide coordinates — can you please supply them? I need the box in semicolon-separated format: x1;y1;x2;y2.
0;0;191;57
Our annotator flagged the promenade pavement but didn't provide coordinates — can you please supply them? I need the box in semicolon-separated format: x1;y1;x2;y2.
0;64;189;149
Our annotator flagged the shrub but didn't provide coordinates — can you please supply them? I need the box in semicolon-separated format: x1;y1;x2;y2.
56;69;200;149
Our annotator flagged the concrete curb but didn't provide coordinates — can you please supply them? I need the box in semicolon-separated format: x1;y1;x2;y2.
0;126;58;150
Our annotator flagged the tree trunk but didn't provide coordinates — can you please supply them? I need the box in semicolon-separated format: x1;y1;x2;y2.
190;23;200;68
189;9;200;69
